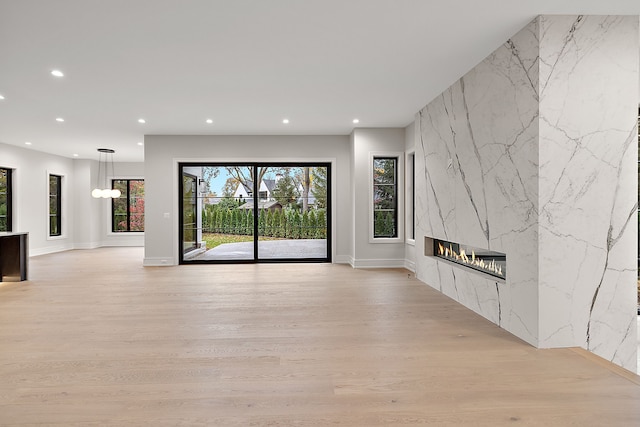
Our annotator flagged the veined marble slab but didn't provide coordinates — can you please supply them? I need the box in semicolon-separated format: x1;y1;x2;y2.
415;15;639;372
538;15;638;371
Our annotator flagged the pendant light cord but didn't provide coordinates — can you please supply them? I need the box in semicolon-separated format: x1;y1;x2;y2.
96;151;102;189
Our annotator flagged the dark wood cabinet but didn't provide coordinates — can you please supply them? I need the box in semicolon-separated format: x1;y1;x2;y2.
0;232;28;282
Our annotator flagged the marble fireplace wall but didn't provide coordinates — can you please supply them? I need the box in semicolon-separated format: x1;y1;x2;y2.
415;17;541;347
537;16;638;370
415;15;639;372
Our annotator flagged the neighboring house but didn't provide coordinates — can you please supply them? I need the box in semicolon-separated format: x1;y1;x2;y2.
260;179;276;201
233;179;278;202
233;182;253;201
232;177;316;208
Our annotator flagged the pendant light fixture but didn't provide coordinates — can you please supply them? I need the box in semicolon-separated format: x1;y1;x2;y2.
91;148;121;198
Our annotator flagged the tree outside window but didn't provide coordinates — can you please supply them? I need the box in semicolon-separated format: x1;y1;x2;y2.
49;174;62;236
0;168;11;232
271;172;299;208
373;157;398;238
112;179;144;232
311;167;327;209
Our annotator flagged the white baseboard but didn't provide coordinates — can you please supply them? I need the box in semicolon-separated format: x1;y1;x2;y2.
351;258;406;269
334;255;354;265
404;259;416;272
143;257;175;267
29;244;74;257
74;241;143;249
101;241;144;247
335;255;414;270
31;241;143;256
73;242;101;250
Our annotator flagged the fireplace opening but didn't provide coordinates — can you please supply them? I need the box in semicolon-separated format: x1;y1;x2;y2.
433;238;506;280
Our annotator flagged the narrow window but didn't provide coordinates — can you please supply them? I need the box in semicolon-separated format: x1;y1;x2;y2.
112;179;145;232
373;157;398;238
407;152;415;241
49;174;62;236
0;168;12;232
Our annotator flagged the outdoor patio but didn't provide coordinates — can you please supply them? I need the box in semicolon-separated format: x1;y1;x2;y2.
191;238;327;260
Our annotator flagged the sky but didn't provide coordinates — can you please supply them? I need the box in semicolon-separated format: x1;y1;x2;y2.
204;167;278;196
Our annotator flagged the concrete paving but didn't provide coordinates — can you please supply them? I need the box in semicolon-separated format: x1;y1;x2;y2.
192;239;327;260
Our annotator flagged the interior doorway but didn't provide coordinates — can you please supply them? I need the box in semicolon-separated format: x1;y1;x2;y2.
179;163;331;264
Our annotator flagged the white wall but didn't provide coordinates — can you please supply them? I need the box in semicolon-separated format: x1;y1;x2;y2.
0;142;145;255
72;159;101;249
350;128;407;268
143;135;352;266
1;143;76;256
404;121;416;271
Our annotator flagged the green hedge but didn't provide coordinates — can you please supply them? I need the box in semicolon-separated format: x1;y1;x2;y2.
202;205;326;239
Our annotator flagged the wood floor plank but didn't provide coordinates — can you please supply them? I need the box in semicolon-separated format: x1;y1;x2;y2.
0;247;639;426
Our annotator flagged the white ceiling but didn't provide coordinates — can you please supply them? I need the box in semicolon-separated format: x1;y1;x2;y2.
1;0;639;162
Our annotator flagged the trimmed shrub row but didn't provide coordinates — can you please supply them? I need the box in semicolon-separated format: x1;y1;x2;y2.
202;206;327;239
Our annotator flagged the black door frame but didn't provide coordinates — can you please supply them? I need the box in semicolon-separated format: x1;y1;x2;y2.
178;162;331;264
181;171;198;254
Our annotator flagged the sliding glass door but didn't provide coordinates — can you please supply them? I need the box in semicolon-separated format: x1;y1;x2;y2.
256;165;328;260
179;163;330;264
182;172;198;254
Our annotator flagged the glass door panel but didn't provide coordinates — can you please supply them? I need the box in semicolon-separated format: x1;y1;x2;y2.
256;165;328;261
187;166;255;261
182;172;197;254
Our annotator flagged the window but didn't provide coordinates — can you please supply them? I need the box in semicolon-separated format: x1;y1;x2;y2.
0;168;12;232
49;174;62;236
373;157;398;238
112;179;144;232
407;152;415;241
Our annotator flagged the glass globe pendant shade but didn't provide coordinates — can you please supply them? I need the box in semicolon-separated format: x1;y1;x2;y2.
92;148;118;199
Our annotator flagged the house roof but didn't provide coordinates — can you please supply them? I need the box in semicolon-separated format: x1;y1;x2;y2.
237;179;277;195
262;179;277;193
239;181;253;195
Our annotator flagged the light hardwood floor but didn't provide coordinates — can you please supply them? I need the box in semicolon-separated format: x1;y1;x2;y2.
1;247;639;426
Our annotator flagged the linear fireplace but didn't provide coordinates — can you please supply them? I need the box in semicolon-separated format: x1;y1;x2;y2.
431;238;506;280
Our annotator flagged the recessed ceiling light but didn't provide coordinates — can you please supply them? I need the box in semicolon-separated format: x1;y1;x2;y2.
56;117;64;122
137;142;143;146
73;153;79;157
25;141;32;145
282;119;289;124
138;118;146;124
206;119;213;124
51;70;64;77
352;119;360;124
0;94;5;100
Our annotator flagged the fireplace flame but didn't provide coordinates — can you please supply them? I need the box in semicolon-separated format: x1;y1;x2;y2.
436;241;503;278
